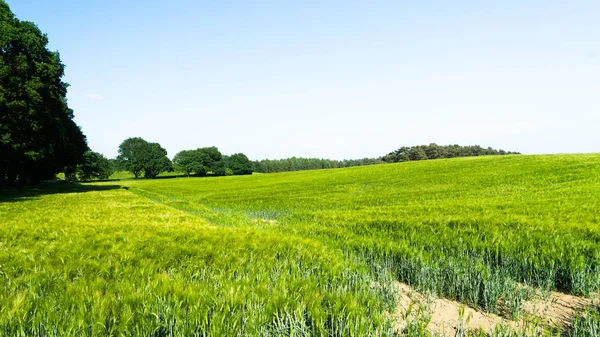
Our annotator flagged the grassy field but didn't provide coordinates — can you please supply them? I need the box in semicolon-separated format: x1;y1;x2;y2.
107;171;184;180
1;154;600;336
0;185;394;336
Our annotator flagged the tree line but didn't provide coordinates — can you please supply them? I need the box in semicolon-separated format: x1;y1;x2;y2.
69;138;253;181
382;144;520;163
170;144;252;177
252;157;383;173
75;143;518;180
251;144;519;173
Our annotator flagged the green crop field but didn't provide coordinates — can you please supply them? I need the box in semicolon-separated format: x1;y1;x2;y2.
1;154;600;336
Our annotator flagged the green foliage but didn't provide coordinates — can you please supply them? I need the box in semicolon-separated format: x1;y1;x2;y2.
225;153;253;175
173;149;208;176
108;170;181;181
0;0;87;186
143;143;173;179
117;137;148;178
174;147;226;176
570;304;600;337
383;143;519;163
109;158;124;172
198;146;225;176
76;151;112;181
117;137;172;179
253;157;383;173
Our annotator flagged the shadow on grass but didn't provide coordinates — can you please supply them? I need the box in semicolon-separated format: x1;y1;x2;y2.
100;174;190;182
142;174;189;180
0;181;122;203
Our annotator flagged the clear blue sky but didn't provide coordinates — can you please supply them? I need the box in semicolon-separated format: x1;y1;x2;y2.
7;1;600;160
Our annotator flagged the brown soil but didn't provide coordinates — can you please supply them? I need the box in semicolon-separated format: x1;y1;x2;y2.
522;289;591;327
391;282;593;336
391;282;514;335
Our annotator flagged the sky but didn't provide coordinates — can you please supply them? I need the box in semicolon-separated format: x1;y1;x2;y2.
7;1;600;160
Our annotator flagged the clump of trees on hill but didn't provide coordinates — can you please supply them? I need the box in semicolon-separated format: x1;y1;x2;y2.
66;151;113;182
172;147;224;176
251;144;518;173
110;139;253;179
252;157;383;173
382;144;519;163
117;137;173;179
173;147;252;176
225;153;253;175
1;1;87;186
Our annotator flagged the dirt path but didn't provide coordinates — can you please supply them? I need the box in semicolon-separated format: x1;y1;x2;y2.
391;282;593;336
392;282;515;335
523;290;591;327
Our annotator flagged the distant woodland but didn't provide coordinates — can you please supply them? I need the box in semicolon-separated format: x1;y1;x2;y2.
252;144;519;173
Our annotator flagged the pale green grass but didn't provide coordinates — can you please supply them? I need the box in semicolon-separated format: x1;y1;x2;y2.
0;186;395;336
120;154;600;316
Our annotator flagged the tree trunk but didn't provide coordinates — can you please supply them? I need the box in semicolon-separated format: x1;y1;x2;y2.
0;162;5;188
5;167;17;187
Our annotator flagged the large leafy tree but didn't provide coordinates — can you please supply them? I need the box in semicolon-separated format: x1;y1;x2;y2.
225;153;252;175
172;147;230;176
117;137;172;179
142;142;172;179
0;0;87;185
198;146;225;176
173;149;208;176
76;151;112;182
117;137;147;178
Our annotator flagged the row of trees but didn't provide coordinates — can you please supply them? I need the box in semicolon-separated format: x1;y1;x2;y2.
60;137;254;181
251;144;518;174
382;144;519;163
173;147;223;176
73;143;517;180
112;138;252;179
252;157;382;173
61;138;253;181
1;1;88;186
66;151;113;182
172;147;252;176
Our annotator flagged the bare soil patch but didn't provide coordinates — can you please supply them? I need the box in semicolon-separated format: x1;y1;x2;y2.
391;282;593;336
522;289;592;327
